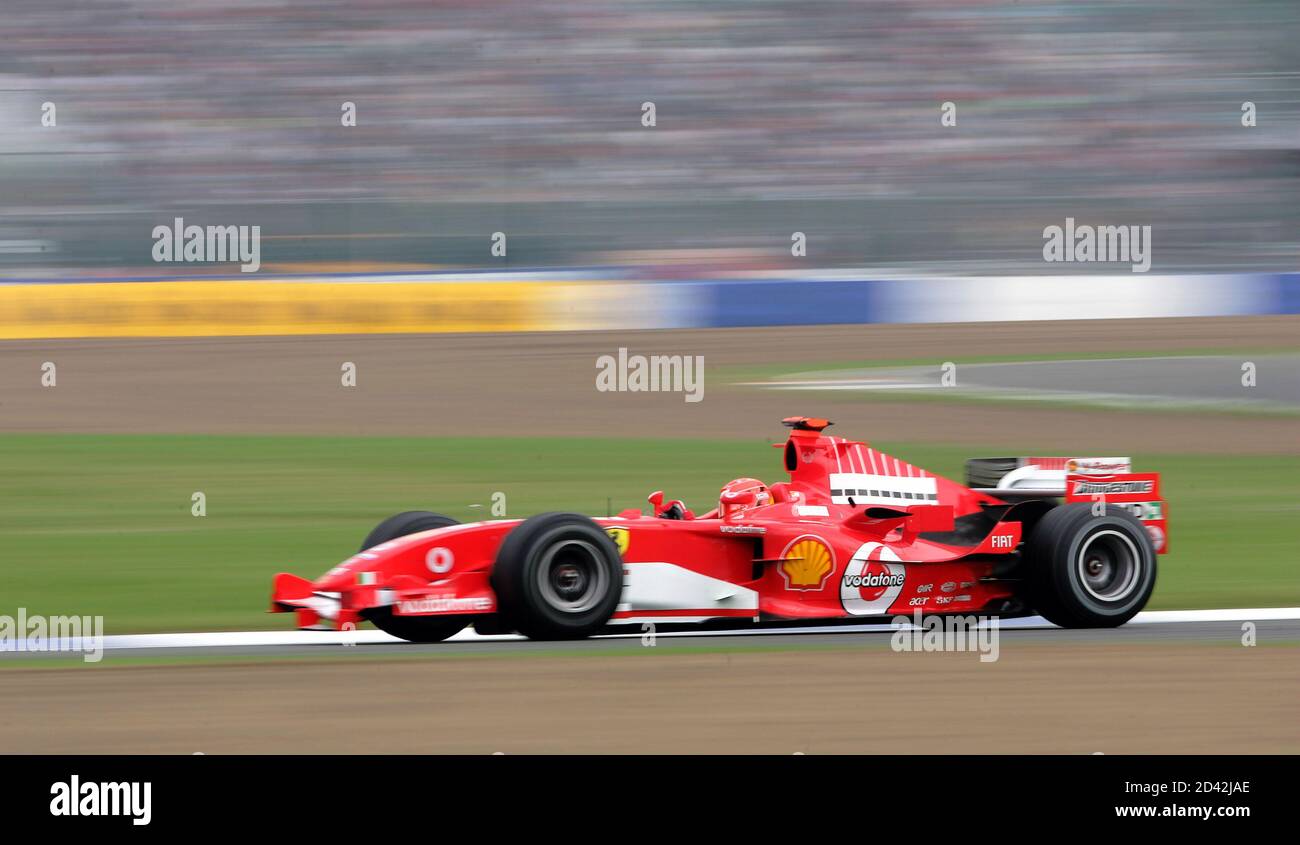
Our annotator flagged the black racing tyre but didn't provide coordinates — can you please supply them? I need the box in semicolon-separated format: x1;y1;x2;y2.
965;457;1020;489
360;510;466;643
362;607;468;643
1023;503;1157;628
490;512;624;640
360;510;459;552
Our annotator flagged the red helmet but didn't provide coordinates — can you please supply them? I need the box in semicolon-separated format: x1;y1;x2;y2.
719;477;771;518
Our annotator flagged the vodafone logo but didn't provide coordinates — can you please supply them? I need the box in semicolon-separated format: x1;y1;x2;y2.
840;542;907;616
397;595;492;615
842;569;905;594
426;547;454;574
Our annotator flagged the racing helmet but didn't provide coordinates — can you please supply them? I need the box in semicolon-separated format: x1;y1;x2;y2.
719;477;771;518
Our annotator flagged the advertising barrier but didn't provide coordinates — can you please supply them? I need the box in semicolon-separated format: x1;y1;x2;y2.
0;272;1294;339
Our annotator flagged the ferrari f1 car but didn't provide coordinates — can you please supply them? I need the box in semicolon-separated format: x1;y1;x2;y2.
271;417;1167;641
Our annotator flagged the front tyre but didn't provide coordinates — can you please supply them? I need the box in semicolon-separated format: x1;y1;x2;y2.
491;513;623;640
360;510;467;643
360;510;459;552
362;608;467;643
1024;503;1157;628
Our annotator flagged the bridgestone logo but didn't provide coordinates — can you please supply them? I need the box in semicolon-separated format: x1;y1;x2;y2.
397;596;492;615
843;572;905;589
1072;481;1153;495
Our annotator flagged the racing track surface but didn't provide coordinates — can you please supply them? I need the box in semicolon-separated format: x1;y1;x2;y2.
756;354;1300;411
1;614;1296;754
86;618;1300;658
4;608;1296;660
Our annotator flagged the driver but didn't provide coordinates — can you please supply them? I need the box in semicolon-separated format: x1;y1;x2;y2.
718;477;772;518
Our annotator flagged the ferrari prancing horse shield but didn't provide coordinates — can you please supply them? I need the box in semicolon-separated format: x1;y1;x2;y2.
605;526;630;556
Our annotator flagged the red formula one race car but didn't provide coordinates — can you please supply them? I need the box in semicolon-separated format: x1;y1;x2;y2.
271;417;1168;641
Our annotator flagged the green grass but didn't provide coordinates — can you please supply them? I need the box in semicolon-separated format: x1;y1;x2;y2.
0;435;1295;633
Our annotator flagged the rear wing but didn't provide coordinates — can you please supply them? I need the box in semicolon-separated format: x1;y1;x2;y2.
967;456;1168;553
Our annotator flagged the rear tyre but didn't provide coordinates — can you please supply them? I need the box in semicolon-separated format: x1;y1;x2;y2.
360;510;467;643
491;513;623;640
1023;503;1156;628
965;457;1020;489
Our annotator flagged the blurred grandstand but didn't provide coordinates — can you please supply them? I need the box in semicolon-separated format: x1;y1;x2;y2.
1;0;1296;278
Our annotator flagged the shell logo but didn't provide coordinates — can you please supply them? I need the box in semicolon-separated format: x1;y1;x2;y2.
779;536;835;591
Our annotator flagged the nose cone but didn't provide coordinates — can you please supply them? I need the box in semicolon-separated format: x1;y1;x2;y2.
314;555;379;592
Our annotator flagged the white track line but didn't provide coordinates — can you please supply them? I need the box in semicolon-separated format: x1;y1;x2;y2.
3;607;1296;654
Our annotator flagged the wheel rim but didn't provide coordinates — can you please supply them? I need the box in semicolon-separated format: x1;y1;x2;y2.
1076;529;1140;601
536;539;608;613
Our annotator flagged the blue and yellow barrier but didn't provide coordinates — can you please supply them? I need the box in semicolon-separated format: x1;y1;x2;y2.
0;272;1294;339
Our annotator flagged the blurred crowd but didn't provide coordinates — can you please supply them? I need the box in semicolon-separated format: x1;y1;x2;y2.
1;0;1296;274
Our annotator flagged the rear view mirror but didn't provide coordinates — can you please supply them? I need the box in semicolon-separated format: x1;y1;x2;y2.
848;505;954;538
